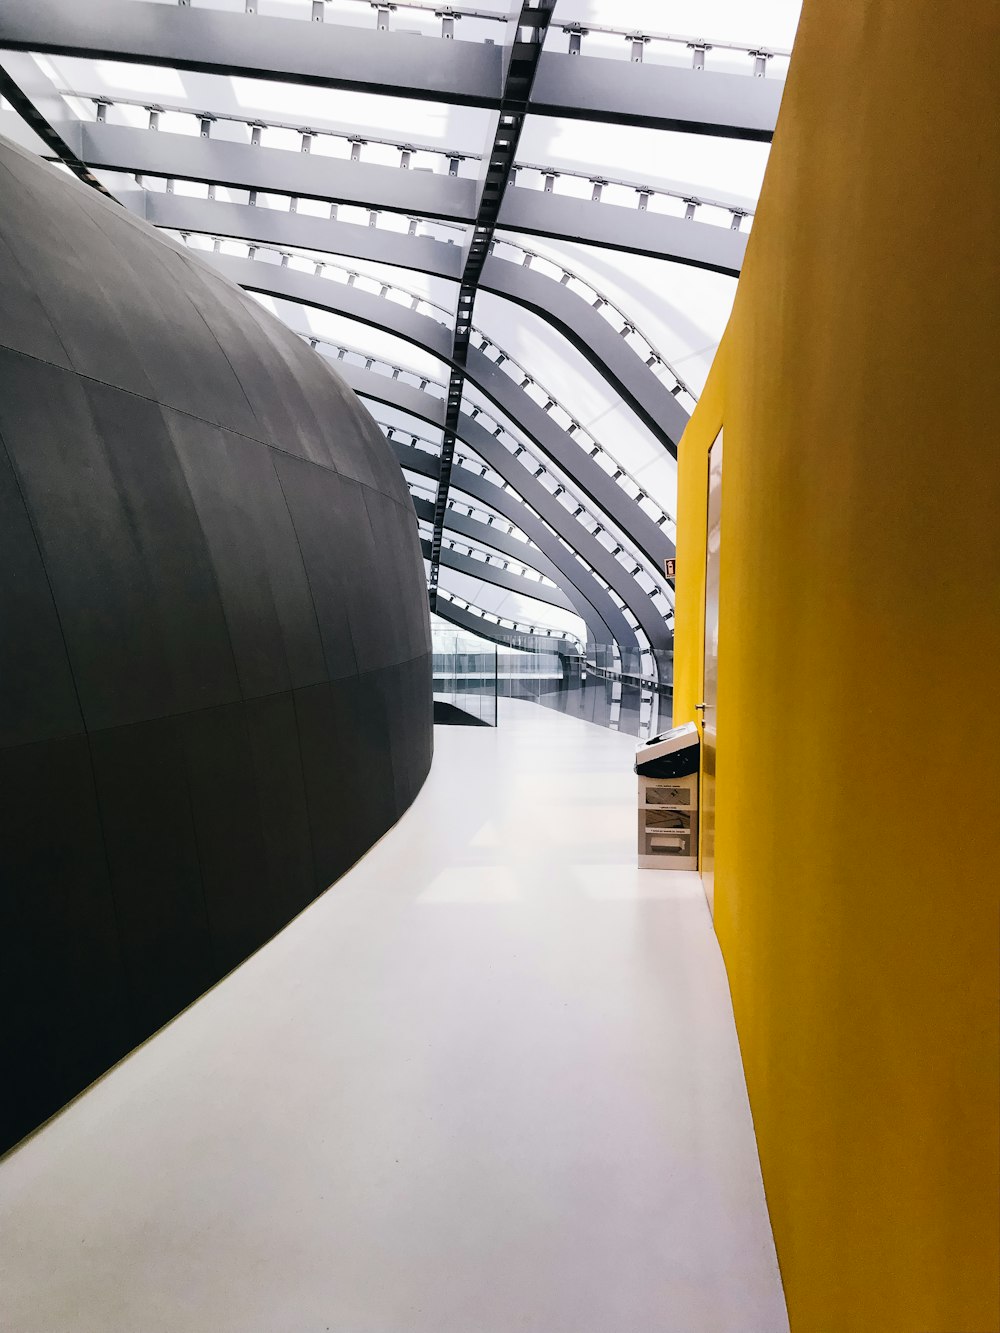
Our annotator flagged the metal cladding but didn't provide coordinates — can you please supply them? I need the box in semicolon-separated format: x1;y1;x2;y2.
0;135;433;1152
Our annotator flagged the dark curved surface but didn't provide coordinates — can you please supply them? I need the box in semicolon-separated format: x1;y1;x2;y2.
0;135;432;1152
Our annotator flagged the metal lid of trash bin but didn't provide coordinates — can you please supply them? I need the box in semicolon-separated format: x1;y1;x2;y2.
634;721;700;778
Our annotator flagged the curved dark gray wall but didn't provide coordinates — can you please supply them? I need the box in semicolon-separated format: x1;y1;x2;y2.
0;135;432;1152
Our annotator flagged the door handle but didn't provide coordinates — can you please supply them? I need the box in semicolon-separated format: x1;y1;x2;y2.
695;702;707;712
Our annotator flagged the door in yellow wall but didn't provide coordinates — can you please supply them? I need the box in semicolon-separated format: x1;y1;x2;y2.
699;430;723;917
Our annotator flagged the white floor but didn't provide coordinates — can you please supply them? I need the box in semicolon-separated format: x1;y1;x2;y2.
0;699;787;1333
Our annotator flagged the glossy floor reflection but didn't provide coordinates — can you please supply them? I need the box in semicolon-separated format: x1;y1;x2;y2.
0;699;787;1333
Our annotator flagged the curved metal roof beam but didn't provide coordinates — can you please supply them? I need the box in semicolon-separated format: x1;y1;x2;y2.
408;490;576;597
330;353;672;640
198;252;676;576
393;435;635;650
403;456;570;602
426;422;671;652
418;538;576;615
402;464;620;652
125;188;690;450
0;0;781;138
316;343;673;626
55;123;743;272
340;365;668;652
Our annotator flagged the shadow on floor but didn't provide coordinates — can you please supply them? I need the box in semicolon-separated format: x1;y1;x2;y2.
433;700;492;727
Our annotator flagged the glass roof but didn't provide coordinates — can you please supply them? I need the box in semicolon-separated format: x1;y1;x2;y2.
2;0;803;650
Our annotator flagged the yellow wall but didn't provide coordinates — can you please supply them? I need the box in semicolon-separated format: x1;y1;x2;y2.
673;3;1000;1329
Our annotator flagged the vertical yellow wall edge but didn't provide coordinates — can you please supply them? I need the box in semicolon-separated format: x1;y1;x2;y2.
672;2;1000;1329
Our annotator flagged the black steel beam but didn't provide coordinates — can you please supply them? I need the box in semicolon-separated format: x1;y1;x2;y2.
428;0;556;613
0;63;113;197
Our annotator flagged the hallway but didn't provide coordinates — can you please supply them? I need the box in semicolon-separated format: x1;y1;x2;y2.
0;700;787;1333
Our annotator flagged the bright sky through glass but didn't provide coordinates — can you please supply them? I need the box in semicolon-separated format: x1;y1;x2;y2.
19;0;803;626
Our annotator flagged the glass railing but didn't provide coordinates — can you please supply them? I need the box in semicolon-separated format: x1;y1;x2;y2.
496;645;672;739
431;623;498;727
432;618;673;738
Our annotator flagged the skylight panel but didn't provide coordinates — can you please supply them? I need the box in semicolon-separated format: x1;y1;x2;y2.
228;78;488;153
547;0;801;67
94;60;188;98
493;231;737;395
517;114;771;205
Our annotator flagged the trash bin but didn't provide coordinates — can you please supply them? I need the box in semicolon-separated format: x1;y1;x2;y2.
634;722;700;870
